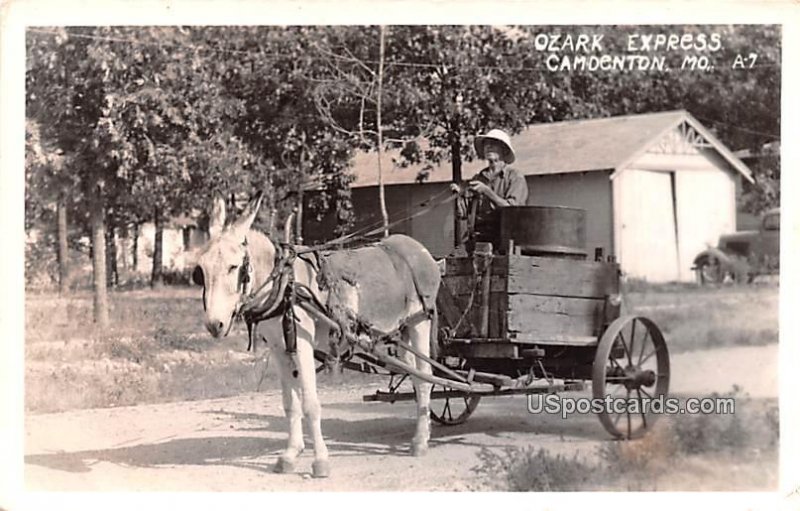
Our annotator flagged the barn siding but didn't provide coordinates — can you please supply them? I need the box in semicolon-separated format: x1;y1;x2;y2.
526;171;614;260
406;183;455;258
303;183;457;258
673;168;736;280
622;148;739;282
616;168;680;282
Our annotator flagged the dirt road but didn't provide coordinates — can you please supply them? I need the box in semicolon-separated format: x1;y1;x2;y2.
24;344;778;491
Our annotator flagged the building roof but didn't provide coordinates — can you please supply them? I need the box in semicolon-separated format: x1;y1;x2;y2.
350;110;754;188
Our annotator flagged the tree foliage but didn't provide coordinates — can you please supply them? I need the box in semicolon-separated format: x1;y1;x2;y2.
25;25;782;297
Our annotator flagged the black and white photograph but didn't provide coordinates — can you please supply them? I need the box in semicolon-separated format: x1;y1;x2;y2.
2;1;798;508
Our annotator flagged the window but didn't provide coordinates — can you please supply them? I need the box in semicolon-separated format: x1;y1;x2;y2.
763;213;780;231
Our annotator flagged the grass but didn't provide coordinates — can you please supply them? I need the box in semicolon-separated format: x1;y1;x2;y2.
25;282;779;413
624;281;778;354
473;389;779;491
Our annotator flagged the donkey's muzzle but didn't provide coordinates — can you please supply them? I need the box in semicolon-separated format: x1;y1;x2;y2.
206;319;226;338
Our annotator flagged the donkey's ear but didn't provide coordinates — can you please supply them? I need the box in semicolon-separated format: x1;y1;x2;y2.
209;192;227;238
231;191;264;239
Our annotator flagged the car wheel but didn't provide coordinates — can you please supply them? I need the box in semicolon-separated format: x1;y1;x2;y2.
696;257;723;284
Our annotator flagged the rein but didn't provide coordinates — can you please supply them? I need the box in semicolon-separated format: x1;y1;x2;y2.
233;189;456;357
295;188;458;256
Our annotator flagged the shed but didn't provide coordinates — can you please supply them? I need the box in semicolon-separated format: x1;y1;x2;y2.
304;110;754;283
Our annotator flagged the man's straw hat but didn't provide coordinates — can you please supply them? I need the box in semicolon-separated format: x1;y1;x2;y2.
474;129;515;164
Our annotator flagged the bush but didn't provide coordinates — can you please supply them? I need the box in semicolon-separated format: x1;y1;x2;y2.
25;233;60;292
473;446;595;491
597;424;675;474
670;389;749;454
161;267;195;286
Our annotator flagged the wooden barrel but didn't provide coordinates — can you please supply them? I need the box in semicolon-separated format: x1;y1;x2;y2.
499;206;587;258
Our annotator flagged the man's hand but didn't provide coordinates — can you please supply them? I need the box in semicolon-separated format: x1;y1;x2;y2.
449;183;462;194
468;180;491;196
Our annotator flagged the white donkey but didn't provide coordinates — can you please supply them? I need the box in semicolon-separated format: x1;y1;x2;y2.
192;192;440;478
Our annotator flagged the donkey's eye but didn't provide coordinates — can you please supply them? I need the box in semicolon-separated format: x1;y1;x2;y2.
192;266;204;286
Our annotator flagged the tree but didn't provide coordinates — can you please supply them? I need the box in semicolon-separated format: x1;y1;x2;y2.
214;26;357;238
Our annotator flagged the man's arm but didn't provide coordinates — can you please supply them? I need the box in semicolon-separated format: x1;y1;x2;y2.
473;183;510;207
504;171;529;206
469;171;528;207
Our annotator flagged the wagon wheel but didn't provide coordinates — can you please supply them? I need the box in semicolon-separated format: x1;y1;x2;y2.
593;315;670;440
428;384;481;426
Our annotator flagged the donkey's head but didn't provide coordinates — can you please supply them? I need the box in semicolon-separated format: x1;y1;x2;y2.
193;191;268;337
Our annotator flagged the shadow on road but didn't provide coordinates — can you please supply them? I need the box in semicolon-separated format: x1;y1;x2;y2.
25;435;283;474
26;399;607;476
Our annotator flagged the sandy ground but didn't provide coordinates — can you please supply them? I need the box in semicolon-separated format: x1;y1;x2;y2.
24;344;778;492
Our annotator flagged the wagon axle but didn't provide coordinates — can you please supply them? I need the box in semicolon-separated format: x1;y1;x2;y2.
608;366;657;390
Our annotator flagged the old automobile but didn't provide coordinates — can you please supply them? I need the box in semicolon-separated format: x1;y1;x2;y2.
692;208;780;284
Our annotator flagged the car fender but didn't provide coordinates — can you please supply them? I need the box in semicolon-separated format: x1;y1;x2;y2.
693;247;751;279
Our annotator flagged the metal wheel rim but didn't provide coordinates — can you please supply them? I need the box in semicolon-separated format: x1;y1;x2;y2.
429;384;481;426
592;315;670;440
699;258;722;284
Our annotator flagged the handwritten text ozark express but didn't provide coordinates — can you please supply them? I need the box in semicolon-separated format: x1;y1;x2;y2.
531;32;728;72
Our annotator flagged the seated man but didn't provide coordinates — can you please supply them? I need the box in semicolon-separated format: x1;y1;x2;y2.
451;129;529;252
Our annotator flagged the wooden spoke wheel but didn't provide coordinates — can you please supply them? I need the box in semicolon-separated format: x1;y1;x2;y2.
428;384;481;426
593;315;670;440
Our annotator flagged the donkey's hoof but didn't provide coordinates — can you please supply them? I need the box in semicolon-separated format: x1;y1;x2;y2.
274;456;296;474
411;442;429;457
312;460;331;478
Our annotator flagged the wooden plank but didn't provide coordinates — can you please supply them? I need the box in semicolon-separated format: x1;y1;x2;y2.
489;291;505;339
506;294;605;340
444;342;519;359
511;333;599;346
436;284;466;332
443;256;509;277
507;255;619;298
442;275;506;295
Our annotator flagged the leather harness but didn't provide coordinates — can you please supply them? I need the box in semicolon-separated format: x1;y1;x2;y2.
235;237;435;367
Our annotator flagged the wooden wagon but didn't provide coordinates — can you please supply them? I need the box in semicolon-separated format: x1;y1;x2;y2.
323;206;670;440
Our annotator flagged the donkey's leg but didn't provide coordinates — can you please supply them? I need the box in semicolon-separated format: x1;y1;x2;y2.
262;320;304;474
406;319;433;456
274;349;305;473
295;310;331;478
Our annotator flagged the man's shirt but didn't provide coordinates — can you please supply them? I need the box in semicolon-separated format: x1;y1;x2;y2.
457;166;529;250
475;166;529;209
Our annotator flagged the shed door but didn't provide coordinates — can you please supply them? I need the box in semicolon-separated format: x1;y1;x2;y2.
674;169;736;281
619;169;679;282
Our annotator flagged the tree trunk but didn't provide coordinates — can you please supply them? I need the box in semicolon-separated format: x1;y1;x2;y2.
106;224;118;288
376;26;389;237
90;190;109;327
296;139;307;244
132;223;139;272
451;101;463;249
151;207;164;289
57;194;69;294
119;224;129;272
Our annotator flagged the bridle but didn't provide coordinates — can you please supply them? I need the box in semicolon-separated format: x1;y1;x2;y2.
235;238;300;352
